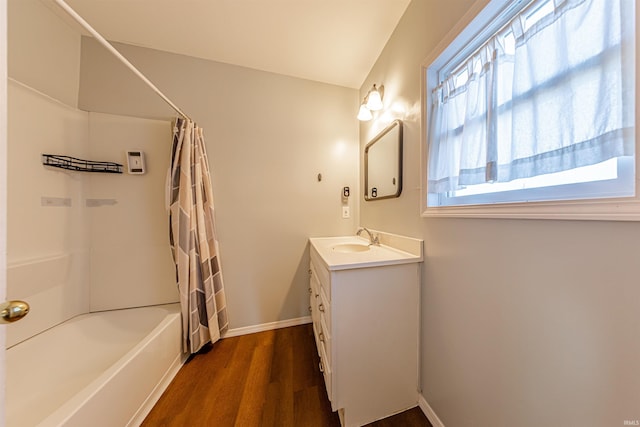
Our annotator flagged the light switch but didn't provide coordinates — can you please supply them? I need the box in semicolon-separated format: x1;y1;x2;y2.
342;206;350;218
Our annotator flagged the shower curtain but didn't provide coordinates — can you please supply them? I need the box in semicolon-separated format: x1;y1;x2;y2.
168;117;229;354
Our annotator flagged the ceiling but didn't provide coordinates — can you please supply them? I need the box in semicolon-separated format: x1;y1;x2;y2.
54;0;411;89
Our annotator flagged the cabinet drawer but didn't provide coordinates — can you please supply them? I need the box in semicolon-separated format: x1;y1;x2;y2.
309;271;320;324
310;296;319;327
318;340;332;403
319;314;332;370
310;248;331;300
318;287;331;333
312;320;322;358
309;264;320;299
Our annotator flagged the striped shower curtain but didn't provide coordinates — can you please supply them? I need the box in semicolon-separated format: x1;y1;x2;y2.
169;118;228;354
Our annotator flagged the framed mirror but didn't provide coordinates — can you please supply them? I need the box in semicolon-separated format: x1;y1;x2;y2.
364;119;403;201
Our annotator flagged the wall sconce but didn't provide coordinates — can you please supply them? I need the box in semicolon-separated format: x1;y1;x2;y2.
357;102;372;121
358;84;385;121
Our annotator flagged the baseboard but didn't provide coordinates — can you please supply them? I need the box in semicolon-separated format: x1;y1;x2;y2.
418;394;445;427
222;316;312;338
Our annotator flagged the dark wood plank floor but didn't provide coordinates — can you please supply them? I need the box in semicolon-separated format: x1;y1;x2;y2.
142;324;432;427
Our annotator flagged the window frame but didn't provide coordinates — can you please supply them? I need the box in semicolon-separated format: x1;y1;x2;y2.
420;0;640;221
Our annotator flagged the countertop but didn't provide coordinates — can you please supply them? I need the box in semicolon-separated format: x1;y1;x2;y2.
309;235;423;271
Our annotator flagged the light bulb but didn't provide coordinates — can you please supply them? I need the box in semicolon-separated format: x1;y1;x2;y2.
366;85;383;111
357;104;372;121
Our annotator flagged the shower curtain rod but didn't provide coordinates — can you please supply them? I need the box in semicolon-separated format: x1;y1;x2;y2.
53;0;191;121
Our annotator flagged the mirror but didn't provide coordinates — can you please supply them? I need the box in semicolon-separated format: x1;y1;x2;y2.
364;119;403;200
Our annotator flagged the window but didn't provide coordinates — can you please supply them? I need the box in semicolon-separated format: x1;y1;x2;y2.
422;0;636;219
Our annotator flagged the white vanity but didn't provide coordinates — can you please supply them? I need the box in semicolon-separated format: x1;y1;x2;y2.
308;230;423;427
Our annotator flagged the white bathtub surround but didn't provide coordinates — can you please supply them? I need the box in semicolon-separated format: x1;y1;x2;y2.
6;253;88;348
6;304;183;427
87;112;177;312
7;5;183;426
7;80;90;347
7;81;179;340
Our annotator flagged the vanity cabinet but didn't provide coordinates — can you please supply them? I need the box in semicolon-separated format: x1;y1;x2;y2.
309;236;421;427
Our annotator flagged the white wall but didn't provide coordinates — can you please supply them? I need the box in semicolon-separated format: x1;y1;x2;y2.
78;39;360;330
360;1;640;426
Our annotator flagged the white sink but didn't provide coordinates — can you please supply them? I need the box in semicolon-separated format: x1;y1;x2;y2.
310;233;423;271
332;243;370;253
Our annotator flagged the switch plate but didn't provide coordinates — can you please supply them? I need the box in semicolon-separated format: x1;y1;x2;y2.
342;206;350;218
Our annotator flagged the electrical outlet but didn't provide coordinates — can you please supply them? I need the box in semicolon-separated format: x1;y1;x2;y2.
342;206;350;218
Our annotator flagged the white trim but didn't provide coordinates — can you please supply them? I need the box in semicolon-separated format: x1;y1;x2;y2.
420;0;496;217
222;316;312;338
420;0;493;71
421;198;640;221
418;394;446;427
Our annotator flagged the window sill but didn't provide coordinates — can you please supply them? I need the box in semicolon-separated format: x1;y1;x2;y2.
421;198;640;221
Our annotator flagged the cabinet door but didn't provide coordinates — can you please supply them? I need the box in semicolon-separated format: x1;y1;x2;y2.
331;264;420;425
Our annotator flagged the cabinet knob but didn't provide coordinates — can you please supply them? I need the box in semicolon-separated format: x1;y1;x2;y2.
319;360;325;373
308;287;312;294
318;303;325;312
319;332;325;342
308;269;312;275
308;305;312;313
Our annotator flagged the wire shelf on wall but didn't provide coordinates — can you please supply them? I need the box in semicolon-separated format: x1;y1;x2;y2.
42;154;123;174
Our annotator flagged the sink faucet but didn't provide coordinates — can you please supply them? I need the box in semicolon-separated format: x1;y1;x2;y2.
356;227;379;245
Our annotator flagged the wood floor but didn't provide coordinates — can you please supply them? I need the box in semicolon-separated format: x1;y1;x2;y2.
142;324;432;427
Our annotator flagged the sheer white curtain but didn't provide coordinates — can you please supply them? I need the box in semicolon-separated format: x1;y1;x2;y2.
427;0;635;194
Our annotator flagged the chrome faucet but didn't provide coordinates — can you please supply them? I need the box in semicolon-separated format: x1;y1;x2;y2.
356;227;379;245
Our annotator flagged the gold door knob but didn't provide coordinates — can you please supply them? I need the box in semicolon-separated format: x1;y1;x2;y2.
0;300;30;324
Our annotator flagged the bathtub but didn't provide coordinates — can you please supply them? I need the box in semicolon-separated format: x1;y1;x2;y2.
6;304;184;427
